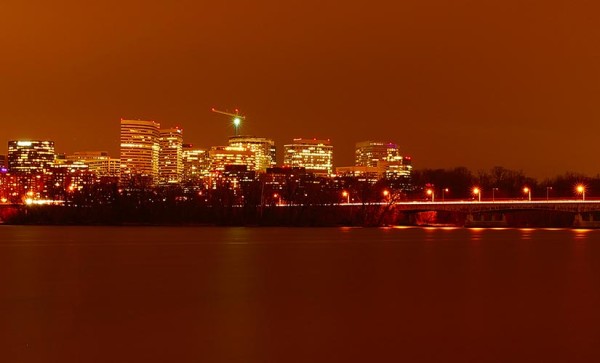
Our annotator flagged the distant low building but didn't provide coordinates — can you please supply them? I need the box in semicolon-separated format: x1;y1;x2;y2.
335;165;382;184
67;151;120;177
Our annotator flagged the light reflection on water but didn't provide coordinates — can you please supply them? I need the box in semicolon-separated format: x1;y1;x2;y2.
573;228;592;240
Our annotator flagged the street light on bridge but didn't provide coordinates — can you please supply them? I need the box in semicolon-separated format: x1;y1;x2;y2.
492;187;498;202
546;186;552;201
523;187;531;201
342;190;350;204
576;185;586;201
426;188;435;202
472;187;481;202
442;188;449;202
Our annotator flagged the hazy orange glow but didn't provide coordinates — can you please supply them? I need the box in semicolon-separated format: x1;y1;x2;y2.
1;1;599;177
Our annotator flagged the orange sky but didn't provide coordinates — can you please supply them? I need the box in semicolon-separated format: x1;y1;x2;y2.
1;0;599;177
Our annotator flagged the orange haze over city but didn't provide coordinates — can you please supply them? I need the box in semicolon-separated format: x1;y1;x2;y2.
1;0;599;178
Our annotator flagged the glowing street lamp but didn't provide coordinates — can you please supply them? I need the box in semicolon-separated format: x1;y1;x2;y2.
426;188;435;202
342;190;350;204
442;188;449;202
382;189;390;202
576;185;586;201
523;187;531;201
472;187;481;202
273;193;280;205
492;187;498;202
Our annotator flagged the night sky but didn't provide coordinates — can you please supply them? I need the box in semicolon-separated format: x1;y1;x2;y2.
1;0;599;178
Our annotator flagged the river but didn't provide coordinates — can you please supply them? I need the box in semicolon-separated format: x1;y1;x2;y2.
1;226;599;362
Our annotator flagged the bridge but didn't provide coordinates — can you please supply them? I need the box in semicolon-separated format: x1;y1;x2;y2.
336;199;600;227
383;199;600;213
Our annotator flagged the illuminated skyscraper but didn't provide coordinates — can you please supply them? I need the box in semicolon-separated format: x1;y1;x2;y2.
355;141;401;167
182;144;209;183
355;140;412;188
8;140;55;173
158;127;183;184
283;138;333;176
208;146;255;173
228;136;275;173
120;119;160;186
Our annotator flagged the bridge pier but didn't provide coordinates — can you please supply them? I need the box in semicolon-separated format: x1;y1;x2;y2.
464;212;507;227
573;212;600;228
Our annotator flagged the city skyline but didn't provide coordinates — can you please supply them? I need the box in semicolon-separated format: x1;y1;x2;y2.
2;0;600;179
2;115;600;179
3;118;414;173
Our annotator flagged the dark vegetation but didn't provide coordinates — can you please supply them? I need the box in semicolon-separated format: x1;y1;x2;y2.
4;166;600;226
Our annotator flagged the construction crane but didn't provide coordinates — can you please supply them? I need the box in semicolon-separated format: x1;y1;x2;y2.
211;107;246;136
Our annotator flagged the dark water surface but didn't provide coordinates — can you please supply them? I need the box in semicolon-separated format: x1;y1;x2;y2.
1;226;600;362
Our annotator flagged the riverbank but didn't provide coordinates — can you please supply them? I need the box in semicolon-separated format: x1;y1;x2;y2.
3;204;599;228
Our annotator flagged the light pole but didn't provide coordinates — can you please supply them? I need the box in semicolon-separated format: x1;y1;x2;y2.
546;186;552;201
383;189;390;202
426;188;435;202
473;187;481;202
576;185;586;201
523;187;531;201
342;190;350;204
492;187;498;202
442;188;449;202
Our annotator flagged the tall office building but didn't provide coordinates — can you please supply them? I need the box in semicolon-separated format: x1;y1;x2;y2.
355;141;402;167
158;127;183;184
8;140;55;173
182;144;209;183
355;140;412;188
120;119;160;186
283;138;333;176
228;136;275;173
208;146;255;173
